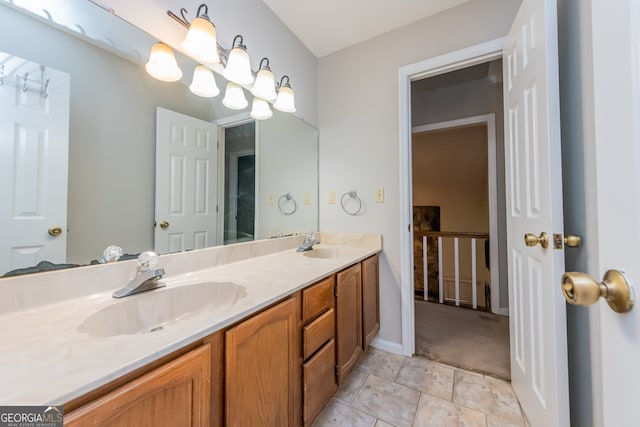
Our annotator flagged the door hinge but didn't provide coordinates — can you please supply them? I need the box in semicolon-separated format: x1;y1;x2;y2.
216;205;219;213
217;141;219;150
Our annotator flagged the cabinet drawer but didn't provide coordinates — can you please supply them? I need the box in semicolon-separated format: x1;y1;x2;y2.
302;276;335;323
303;308;335;360
303;339;337;427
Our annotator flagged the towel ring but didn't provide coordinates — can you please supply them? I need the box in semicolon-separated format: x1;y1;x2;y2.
340;190;362;215
278;192;297;215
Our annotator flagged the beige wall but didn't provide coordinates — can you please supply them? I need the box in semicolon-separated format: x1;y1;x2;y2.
318;0;521;347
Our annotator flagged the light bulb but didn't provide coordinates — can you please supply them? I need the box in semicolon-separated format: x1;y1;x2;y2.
189;65;219;97
222;82;248;110
250;97;273;120
145;42;182;82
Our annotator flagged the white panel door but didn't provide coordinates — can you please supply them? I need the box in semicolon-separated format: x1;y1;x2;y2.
0;53;70;275
503;0;569;425
586;0;640;425
154;107;218;254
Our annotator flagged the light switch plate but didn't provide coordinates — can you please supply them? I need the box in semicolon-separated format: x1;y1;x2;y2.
328;190;336;204
376;187;384;203
268;194;275;206
304;192;311;205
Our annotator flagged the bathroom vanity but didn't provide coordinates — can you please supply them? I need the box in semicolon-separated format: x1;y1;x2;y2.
0;233;381;427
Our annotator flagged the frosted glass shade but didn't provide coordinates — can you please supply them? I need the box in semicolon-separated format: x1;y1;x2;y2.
223;46;254;85
251;68;277;101
189;65;220;97
145;42;182;82
250;97;273;120
181;16;219;64
273;85;296;113
222;82;248;109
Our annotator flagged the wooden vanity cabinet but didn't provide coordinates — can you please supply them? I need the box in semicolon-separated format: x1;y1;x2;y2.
225;295;301;427
335;263;363;384
301;277;337;426
65;344;213;427
362;254;380;348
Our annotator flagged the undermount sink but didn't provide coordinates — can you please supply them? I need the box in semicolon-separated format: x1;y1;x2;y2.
302;246;360;259
77;282;247;338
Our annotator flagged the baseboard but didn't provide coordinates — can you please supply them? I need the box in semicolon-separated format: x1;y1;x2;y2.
370;337;404;355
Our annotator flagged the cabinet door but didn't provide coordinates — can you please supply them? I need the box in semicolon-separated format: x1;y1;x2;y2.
65;344;211;427
335;263;363;384
362;254;380;348
303;339;337;426
226;297;300;427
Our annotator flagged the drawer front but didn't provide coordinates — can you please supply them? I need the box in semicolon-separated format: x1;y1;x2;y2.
303;308;335;360
303;339;337;427
302;276;335;323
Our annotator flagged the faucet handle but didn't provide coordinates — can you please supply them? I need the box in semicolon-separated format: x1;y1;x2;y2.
137;251;160;272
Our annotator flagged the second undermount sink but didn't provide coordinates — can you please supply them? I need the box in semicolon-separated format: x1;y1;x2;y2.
302;246;360;259
77;282;247;338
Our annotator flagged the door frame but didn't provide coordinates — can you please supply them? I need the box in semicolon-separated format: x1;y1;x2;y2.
412;113;502;315
215;113;259;245
398;38;506;356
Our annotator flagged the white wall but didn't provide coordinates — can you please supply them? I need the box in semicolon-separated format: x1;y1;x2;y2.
108;0;318;127
318;0;520;347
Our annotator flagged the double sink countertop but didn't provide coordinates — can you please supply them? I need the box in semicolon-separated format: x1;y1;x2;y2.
0;233;381;405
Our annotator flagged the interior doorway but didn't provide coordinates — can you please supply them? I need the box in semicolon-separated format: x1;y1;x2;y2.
409;58;510;379
223;121;256;244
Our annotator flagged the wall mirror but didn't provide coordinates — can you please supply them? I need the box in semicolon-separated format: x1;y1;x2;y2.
0;0;318;277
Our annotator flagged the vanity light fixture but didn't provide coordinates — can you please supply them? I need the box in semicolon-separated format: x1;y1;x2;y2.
145;42;182;82
180;4;219;64
222;81;248;109
189;65;219;97
223;35;254;86
273;75;296;113
251;58;277;101
166;4;297;116
250;97;273;120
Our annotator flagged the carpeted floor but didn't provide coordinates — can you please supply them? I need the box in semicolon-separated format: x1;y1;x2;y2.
414;300;511;380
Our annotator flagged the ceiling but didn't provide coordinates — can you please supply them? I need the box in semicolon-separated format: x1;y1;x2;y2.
260;0;471;58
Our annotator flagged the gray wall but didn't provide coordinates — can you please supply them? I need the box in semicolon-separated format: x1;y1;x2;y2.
0;5;214;263
318;0;521;347
411;72;509;309
557;0;594;425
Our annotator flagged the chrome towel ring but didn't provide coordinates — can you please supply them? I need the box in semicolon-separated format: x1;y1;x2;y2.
340;190;362;215
278;192;297;215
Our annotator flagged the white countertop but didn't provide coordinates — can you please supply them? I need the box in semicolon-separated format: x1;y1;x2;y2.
0;234;381;405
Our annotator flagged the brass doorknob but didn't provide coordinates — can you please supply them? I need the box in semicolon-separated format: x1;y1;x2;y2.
48;226;63;237
562;270;635;313
524;232;549;249
564;234;581;248
159;221;170;229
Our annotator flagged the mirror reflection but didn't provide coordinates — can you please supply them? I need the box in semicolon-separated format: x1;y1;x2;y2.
0;1;318;277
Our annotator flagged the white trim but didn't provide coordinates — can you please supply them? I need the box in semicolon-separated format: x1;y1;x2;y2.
370;337;403;355
398;38;507;356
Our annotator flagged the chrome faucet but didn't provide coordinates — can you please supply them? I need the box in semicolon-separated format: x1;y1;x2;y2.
112;251;165;298
297;232;321;252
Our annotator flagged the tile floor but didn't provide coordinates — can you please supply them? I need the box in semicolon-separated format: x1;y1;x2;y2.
312;348;530;427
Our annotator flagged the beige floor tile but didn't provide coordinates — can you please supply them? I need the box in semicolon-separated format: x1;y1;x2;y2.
413;393;486;427
374;420;396;427
487;414;524;427
453;371;523;423
395;357;455;401
335;368;370;403
352;375;420;427
357;347;406;381
312;398;377;427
